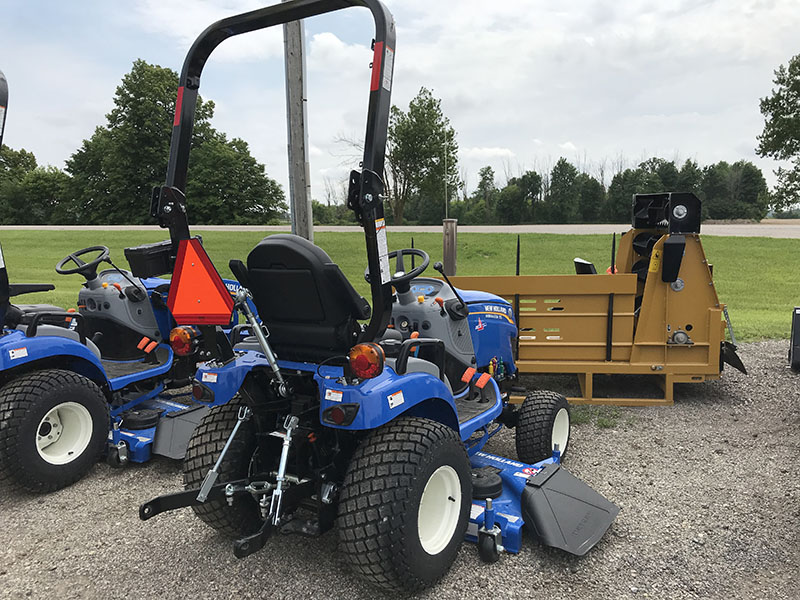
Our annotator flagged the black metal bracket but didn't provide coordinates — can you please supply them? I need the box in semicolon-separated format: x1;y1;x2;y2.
233;520;275;558
139;478;249;520
150;186;191;245
346;169;362;223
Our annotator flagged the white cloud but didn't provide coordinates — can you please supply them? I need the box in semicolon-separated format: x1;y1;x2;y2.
129;0;284;63
3;0;798;201
461;147;516;161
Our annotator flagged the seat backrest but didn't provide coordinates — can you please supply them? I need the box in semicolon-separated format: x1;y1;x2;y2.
245;234;370;362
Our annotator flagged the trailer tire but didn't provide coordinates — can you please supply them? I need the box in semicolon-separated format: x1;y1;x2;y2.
338;417;471;593
0;369;108;493
182;400;263;537
515;390;570;464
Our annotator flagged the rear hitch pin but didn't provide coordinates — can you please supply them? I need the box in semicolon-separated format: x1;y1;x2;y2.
196;405;252;502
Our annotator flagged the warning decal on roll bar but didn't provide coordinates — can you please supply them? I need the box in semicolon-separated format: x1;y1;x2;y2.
382;46;394;91
375;218;391;285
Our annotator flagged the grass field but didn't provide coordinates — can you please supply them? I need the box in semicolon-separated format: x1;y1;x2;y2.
0;229;795;341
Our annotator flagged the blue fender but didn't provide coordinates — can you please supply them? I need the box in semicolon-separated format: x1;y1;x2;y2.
0;330;107;384
315;365;460;433
195;351;270;406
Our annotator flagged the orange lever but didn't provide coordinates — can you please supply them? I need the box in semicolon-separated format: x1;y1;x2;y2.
434;297;444;308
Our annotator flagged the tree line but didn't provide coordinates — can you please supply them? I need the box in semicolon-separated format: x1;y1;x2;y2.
0;60;286;225
2;53;798;226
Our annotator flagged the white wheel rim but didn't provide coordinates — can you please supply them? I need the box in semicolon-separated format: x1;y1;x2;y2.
36;402;93;465
552;407;570;455
417;465;461;555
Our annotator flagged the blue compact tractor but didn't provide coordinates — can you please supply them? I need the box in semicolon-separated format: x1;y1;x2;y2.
0;242;248;492
138;0;619;592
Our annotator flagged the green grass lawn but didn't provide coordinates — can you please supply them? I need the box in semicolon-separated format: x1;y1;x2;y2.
0;229;795;341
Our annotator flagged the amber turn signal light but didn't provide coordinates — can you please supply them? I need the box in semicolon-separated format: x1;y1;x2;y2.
348;342;385;379
169;325;201;356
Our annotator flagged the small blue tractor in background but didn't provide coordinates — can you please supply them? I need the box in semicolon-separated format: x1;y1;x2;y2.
0;242;248;492
137;0;619;592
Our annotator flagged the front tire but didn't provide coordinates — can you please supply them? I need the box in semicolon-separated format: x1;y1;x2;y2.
515;390;571;464
182;401;264;537
0;369;108;493
338;417;471;593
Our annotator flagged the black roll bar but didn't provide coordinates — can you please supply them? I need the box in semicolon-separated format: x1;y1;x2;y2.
154;0;396;344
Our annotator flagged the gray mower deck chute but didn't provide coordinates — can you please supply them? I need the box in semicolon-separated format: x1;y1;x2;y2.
521;463;619;555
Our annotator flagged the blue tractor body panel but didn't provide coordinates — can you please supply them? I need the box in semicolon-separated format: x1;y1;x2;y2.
460;289;517;373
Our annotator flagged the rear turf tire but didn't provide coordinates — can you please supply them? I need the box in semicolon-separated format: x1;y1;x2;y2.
0;369;108;493
515;390;571;464
338;417;471;593
182;400;263;537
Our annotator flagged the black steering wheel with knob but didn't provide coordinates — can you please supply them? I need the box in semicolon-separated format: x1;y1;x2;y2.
364;248;430;294
55;245;111;280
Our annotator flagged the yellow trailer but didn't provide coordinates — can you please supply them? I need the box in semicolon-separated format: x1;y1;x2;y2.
450;192;746;406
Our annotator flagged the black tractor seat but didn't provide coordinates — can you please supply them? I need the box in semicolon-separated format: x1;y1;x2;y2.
230;234;371;363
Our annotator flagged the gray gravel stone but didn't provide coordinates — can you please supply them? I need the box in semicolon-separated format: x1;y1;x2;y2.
1;340;798;600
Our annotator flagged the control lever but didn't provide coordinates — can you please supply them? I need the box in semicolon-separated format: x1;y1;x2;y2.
433;262;468;318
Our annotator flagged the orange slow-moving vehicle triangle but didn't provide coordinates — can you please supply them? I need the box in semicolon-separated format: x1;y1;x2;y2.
167;238;234;325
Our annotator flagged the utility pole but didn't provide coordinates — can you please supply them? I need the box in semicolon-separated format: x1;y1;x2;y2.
0;69;8;150
444;136;448;219
283;6;313;241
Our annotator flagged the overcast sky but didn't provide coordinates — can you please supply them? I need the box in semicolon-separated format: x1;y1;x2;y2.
1;0;797;206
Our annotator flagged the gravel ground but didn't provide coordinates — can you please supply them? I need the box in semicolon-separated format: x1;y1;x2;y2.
1;340;798;600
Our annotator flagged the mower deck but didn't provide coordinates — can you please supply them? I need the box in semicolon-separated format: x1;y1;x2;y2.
467;451;619;555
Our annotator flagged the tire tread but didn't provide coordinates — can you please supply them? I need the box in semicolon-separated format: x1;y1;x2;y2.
515;390;570;464
338;417;468;593
0;369;107;493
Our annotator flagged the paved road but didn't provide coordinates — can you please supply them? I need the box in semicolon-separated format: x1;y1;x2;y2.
2;220;799;237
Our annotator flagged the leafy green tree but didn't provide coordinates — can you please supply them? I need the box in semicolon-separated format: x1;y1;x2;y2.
0;167;70;224
462;165;498;224
605;168;661;222
508;170;542;221
310;199;356;225
66;59;284;224
542;158;580;223
676;159;703;195
757;54;800;210
495;183;525;224
639;157;679;191
386;87;459;224
702;161;769;220
576;172;605;223
0;146;37;182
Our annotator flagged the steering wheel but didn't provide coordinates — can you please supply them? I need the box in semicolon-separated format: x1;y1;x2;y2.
55;245;110;280
364;248;430;294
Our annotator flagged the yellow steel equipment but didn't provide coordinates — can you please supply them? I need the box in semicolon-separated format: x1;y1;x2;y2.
450;192;746;406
